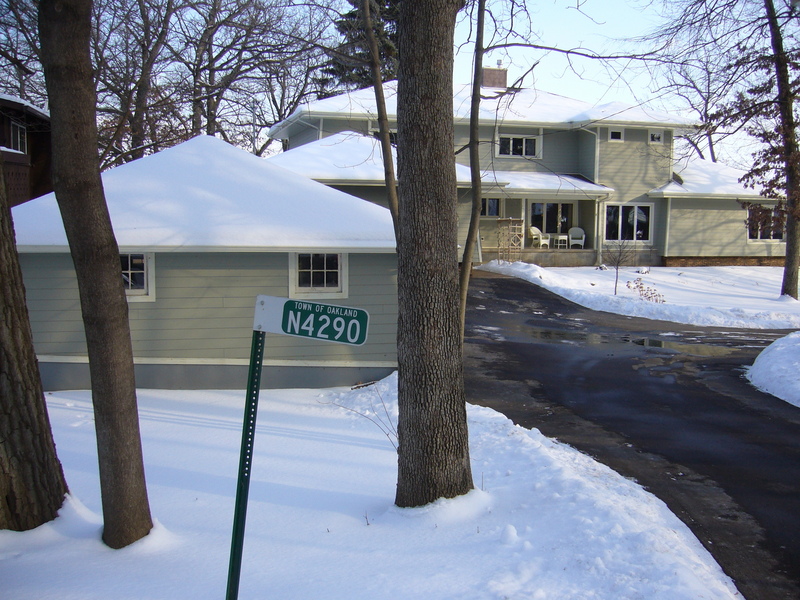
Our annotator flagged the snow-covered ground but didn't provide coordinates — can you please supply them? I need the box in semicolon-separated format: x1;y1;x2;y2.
6;263;800;599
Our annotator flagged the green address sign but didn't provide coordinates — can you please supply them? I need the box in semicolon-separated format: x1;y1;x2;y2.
253;295;369;346
282;300;368;345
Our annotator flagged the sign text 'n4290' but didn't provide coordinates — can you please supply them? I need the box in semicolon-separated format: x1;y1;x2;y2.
252;295;369;346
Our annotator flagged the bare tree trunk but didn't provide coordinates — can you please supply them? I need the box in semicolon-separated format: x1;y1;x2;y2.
362;0;400;235
395;0;472;508
764;0;800;298
0;157;68;532
38;0;153;549
458;0;486;341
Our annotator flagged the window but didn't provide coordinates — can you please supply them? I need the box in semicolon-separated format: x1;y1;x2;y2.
609;129;624;142
497;134;541;159
606;205;651;242
290;253;349;298
481;198;501;217
120;253;155;301
747;205;785;241
649;130;663;144
10;120;26;153
529;202;575;234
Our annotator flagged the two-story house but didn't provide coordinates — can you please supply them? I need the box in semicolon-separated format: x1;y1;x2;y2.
268;72;779;268
1;94;52;206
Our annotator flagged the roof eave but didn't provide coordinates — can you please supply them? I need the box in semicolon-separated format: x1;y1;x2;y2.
18;244;397;254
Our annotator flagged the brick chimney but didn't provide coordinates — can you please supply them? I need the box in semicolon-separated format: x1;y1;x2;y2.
481;61;507;88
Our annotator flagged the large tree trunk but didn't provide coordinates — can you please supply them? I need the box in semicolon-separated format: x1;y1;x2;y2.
38;0;153;549
0;158;68;531
764;0;800;298
394;0;472;508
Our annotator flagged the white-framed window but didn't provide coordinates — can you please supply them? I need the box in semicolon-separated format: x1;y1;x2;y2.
289;252;349;299
605;204;652;242
120;252;156;302
10;120;26;153
608;128;624;142
496;133;542;159
481;198;501;217
649;130;664;144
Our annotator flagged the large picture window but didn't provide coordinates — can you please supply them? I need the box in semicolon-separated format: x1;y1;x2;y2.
120;253;155;301
530;202;574;234
606;204;651;242
290;253;349;298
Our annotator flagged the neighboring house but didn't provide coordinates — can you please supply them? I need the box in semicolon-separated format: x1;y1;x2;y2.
12;135;398;390
0;94;52;206
268;74;775;267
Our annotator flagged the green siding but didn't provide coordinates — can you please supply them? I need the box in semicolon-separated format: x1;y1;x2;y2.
19;251;398;365
576;129;597;181
598;128;672;201
667;197;786;258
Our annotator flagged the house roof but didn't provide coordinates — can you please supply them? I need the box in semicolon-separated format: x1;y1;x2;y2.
648;158;763;199
12;135;396;253
268;82;694;139
269;131;613;198
484;170;613;198
0;93;50;120
267;131;476;186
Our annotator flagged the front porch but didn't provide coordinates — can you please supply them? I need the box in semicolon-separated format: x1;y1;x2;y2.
480;248;599;267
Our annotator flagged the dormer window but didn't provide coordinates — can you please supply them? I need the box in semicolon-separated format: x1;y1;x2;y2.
649;130;664;144
10;120;26;153
497;133;542;159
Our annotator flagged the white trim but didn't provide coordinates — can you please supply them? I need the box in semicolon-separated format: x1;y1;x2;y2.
604;201;655;244
648;129;664;145
495;130;543;159
608;128;624;143
288;252;350;299
123;252;156;303
17;245;396;254
36;354;397;368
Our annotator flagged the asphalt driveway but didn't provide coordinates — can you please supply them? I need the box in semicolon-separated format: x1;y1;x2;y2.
463;270;800;600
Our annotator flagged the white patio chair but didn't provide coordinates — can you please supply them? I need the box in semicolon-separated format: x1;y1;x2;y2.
568;227;585;249
529;226;551;248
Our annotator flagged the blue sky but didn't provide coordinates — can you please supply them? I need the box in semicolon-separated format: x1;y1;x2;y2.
453;0;663;107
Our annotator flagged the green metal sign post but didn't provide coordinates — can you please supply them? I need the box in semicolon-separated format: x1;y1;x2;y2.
226;329;265;600
226;296;369;600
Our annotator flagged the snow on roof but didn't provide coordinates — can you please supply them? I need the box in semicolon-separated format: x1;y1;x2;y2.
0;93;49;120
269;82;693;139
267;131;474;184
483;170;613;196
12;135;396;252
649;158;763;199
269;131;614;197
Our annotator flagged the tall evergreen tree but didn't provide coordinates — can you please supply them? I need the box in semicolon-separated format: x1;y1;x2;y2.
318;0;398;93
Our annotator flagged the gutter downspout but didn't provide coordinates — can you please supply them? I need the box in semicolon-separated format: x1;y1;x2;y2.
663;196;671;263
583;127;603;265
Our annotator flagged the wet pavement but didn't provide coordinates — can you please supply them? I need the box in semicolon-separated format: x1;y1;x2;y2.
463;271;800;600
